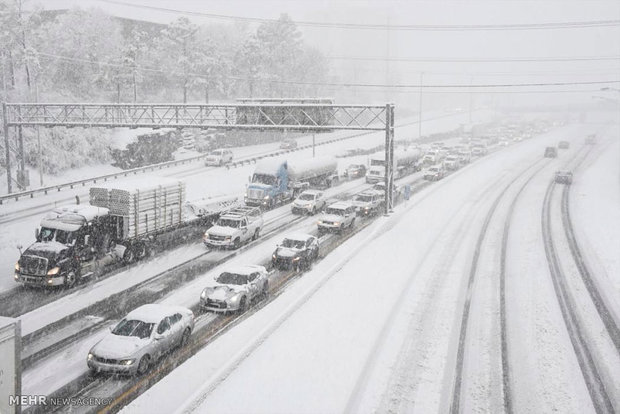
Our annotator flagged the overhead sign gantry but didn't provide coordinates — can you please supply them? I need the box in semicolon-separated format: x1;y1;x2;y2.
2;101;395;213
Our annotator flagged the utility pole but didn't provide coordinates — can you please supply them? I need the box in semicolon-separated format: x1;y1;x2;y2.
35;81;43;186
418;72;424;140
469;75;474;125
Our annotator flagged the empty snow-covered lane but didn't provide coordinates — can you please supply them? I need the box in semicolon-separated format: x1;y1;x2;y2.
118;124;606;414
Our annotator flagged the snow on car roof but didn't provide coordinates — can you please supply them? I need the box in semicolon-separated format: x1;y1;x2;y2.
328;201;353;209
125;304;190;323
300;189;321;195
283;233;313;242
220;265;267;276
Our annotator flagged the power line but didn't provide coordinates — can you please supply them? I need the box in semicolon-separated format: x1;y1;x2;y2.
36;51;619;89
328;55;620;63
95;0;620;31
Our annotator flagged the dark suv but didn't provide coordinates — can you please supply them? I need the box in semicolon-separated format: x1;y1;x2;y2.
272;234;319;271
544;147;558;158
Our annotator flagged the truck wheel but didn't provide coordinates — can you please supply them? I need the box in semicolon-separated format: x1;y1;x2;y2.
135;242;147;260
252;229;260;241
123;247;136;264
233;238;241;249
64;270;77;288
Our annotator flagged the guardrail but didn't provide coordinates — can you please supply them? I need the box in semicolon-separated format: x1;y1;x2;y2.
0;129;375;205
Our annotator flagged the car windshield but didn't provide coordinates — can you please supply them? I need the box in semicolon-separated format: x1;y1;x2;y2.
112;319;154;339
210;150;222;156
282;238;305;249
216;219;241;228
347;165;361;170
355;195;373;202
298;193;315;201
325;207;345;216
39;227;76;245
216;272;248;285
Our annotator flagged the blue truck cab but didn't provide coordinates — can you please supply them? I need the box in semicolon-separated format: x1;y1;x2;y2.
245;159;294;208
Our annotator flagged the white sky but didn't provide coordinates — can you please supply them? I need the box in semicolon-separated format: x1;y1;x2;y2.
27;0;620;107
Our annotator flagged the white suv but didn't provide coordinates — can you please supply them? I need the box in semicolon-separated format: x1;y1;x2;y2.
317;202;356;234
205;149;233;166
291;190;326;215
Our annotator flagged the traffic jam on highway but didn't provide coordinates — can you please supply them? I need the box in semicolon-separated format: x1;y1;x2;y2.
2;114;616;413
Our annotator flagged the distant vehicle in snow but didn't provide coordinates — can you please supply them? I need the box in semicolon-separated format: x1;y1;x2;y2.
444;155;461;171
291;190;326;215
245;157;338;208
280;138;298;150
544;147;558;158
203;207;263;250
204;149;233;166
272;234;319;271
585;134;597;145
345;164;367;179
558;141;570;149
365;149;422;184
200;265;269;313
555;171;573;184
424;165;445;181
87;304;194;375
352;191;384;217
317;202;356;234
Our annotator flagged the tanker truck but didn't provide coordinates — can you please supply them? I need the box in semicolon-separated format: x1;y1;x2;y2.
14;176;234;288
244;157;338;208
365;148;423;184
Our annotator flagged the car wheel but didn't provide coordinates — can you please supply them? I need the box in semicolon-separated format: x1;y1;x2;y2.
233;238;241;249
350;218;356;228
180;328;191;348
261;282;269;299
313;248;319;261
311;207;316;215
238;296;248;313
64;270;77;288
137;355;150;375
252;229;260;241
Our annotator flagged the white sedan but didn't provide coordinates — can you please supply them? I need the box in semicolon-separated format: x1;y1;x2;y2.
87;304;194;375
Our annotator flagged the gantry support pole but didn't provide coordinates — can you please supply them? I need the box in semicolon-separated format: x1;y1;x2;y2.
384;103;395;214
3;103;11;194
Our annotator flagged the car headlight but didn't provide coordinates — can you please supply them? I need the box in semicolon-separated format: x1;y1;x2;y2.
47;267;60;276
225;236;232;241
88;353;94;361
272;254;277;260
14;274;19;280
201;290;207;299
264;195;270;200
14;262;20;271
317;220;323;225
120;359;135;366
292;257;301;262
203;233;210;240
334;221;341;226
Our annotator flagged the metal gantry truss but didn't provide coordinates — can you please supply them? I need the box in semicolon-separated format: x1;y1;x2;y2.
2;102;396;212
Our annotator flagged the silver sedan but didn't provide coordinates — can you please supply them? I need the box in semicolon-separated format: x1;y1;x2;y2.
87;304;194;376
200;265;269;313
